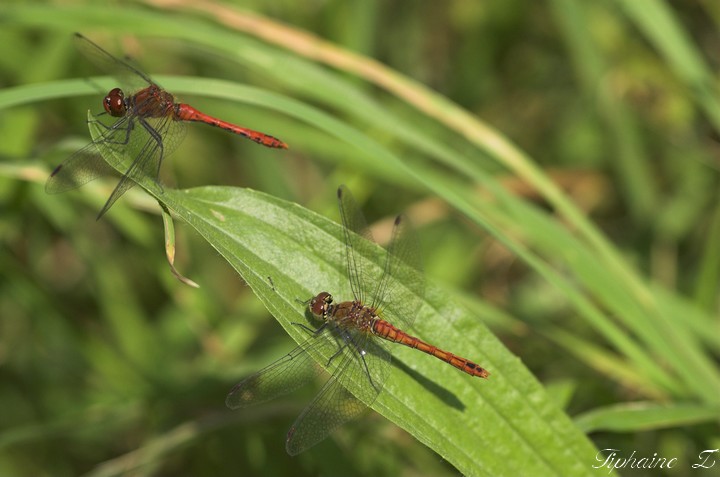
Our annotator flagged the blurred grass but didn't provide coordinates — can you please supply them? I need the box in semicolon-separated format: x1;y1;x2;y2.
1;0;720;476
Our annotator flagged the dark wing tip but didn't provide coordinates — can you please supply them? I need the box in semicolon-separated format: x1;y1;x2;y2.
224;394;237;410
44;164;67;194
285;427;300;456
337;185;345;200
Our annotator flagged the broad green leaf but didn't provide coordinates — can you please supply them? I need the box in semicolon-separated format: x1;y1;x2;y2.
160;184;602;476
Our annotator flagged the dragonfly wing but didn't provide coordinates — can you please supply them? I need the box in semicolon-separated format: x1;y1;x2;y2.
225;323;352;409
73;33;153;92
285;363;365;455
45;114;136;194
45;142;116;194
337;185;381;304
93;113;181;218
91;116;158;217
95;170;138;219
151;113;185;160
337;185;425;330
371;214;425;330
226;344;320;410
285;329;391;455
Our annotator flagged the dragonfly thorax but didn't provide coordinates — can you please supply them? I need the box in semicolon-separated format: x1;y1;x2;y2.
103;87;127;117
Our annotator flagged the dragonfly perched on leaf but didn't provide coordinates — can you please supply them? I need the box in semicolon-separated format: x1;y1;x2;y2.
226;185;489;455
46;33;287;218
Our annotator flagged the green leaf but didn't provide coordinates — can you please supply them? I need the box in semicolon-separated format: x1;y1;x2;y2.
575;402;720;433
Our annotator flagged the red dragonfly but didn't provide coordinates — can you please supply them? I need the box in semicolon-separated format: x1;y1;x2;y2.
226;185;489;455
46;33;287;218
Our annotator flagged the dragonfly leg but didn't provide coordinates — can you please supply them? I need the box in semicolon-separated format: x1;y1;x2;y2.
360;351;379;392
138;117;164;179
87;113;109;128
352;342;381;392
291;321;326;337
344;333;380;392
290;321;325;335
325;341;348;367
91;116;135;146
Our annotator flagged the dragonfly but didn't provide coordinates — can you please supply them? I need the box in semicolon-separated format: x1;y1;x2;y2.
46;33;287;218
226;185;489;455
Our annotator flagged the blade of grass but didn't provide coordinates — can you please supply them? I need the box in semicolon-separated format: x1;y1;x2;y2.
615;0;720;130
551;0;658;220
575;402;720;433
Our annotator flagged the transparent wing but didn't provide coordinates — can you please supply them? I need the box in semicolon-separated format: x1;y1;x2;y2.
284;328;391;455
285;363;365;456
336;185;425;330
93;114;181;218
45;112;140;194
225;322;367;409
47;111;184;217
73;33;153;92
225;342;322;409
371;214;425;330
337;185;381;304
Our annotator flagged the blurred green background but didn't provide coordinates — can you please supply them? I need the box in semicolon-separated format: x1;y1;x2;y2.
1;0;720;476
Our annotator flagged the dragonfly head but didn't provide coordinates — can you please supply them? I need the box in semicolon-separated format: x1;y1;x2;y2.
309;292;333;318
103;88;127;117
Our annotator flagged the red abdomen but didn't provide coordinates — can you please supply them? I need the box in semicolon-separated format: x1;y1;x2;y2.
175;104;287;149
372;320;489;378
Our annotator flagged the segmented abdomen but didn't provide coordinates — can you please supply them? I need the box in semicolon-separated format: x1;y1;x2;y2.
372;320;489;378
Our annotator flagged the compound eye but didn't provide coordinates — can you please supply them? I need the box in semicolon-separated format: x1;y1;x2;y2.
103;88;126;117
309;292;332;316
